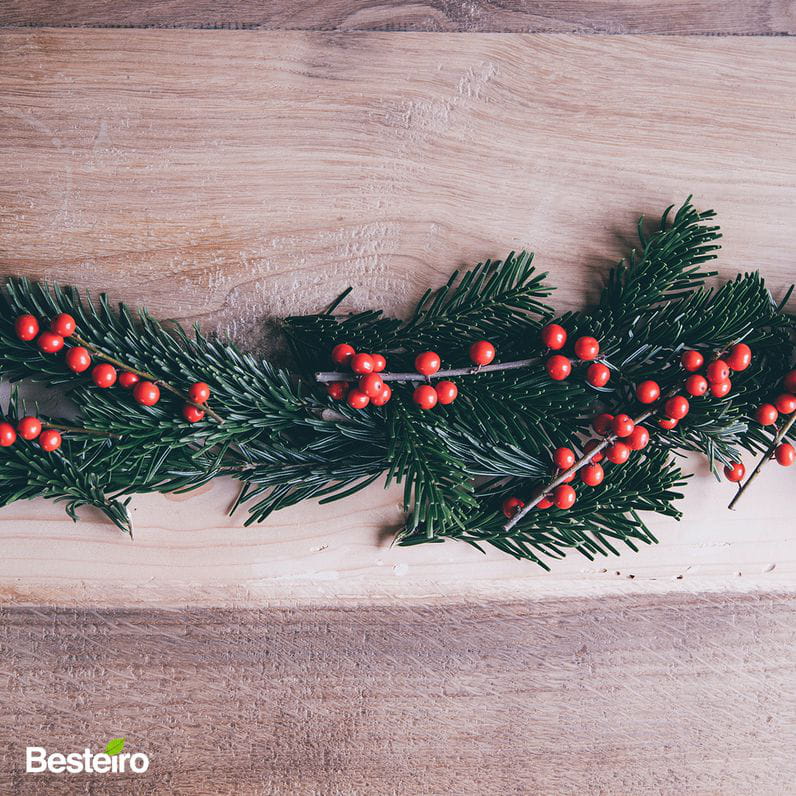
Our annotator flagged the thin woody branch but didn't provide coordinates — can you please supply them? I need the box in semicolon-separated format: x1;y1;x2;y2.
728;412;796;511
314;357;542;384
503;408;656;532
72;333;224;424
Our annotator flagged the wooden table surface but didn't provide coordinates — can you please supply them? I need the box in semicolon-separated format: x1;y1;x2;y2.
1;6;795;793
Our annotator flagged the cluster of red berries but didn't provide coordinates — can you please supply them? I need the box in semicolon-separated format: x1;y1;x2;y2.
539;323;607;385
327;344;393;409
632;343;753;435
327;340;497;411
14;313;212;423
0;416;62;452
725;367;796;479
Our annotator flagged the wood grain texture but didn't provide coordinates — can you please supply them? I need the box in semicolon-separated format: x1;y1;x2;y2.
2;593;795;793
1;0;794;34
1;30;795;604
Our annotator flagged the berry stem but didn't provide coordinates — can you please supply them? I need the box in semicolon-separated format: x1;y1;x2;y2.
315;357;542;384
728;412;796;511
502;408;655;532
71;333;224;424
43;422;122;440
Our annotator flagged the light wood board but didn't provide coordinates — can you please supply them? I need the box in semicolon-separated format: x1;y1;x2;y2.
2;26;796;795
1;30;795;606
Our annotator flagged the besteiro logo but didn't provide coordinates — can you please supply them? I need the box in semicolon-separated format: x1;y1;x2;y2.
26;737;150;774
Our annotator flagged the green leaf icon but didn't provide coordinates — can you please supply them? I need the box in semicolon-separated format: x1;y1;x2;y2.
104;737;125;756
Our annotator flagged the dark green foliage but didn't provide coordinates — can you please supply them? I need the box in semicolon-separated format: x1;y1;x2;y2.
0;199;791;566
398;449;687;570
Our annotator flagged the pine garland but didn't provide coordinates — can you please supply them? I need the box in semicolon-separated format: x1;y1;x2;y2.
0;199;792;566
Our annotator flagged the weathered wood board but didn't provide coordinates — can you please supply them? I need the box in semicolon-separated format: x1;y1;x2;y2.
1;0;794;34
2;594;795;794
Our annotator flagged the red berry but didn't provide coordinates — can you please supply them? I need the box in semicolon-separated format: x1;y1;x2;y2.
413;384;438;410
784;370;796;394
133;381;160;406
36;331;64;354
664;396;690;420
350;353;375;375
118;371;140;389
635;380;661;405
91;363;117;388
612;413;635;438
592;413;614;436
553;484;576;509
581;462;604;486
38;429;62;452
370;384;392;407
182;403;205;423
775;442;795;467
435;380;458;405
545;354;571;381
359;373;384;399
774;393;796;415
188;382;211;404
49;313;76;338
605;441;631;464
723;461;745;482
706;359;730;384
540;323;567;350
684;374;708;397
0;422;17;447
469;340;495;367
710;379;732;398
553;446;575;470
502;496;525;518
681;350;704;372
574;336;600;361
326;382;348;400
537;495;554;510
583;439;604;462
14;314;40;341
331;344;356;366
586;362;610;388
346;388;370;409
726;343;752;372
16;416;42;440
755;403;778;426
371;354;386;373
658;417;678;430
64;346;92;373
626;425;650;451
415;351;441;375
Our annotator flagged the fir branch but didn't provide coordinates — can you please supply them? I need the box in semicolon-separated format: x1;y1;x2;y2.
0;198;790;568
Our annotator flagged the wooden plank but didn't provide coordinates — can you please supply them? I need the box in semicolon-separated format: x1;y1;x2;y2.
1;593;794;792
1;0;794;34
0;30;795;605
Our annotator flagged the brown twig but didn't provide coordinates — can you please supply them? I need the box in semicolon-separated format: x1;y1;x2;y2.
43;422;121;440
71;333;224;424
728;413;796;511
315;357;543;384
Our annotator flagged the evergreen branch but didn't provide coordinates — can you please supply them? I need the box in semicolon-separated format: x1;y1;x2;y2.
0;198;790;568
